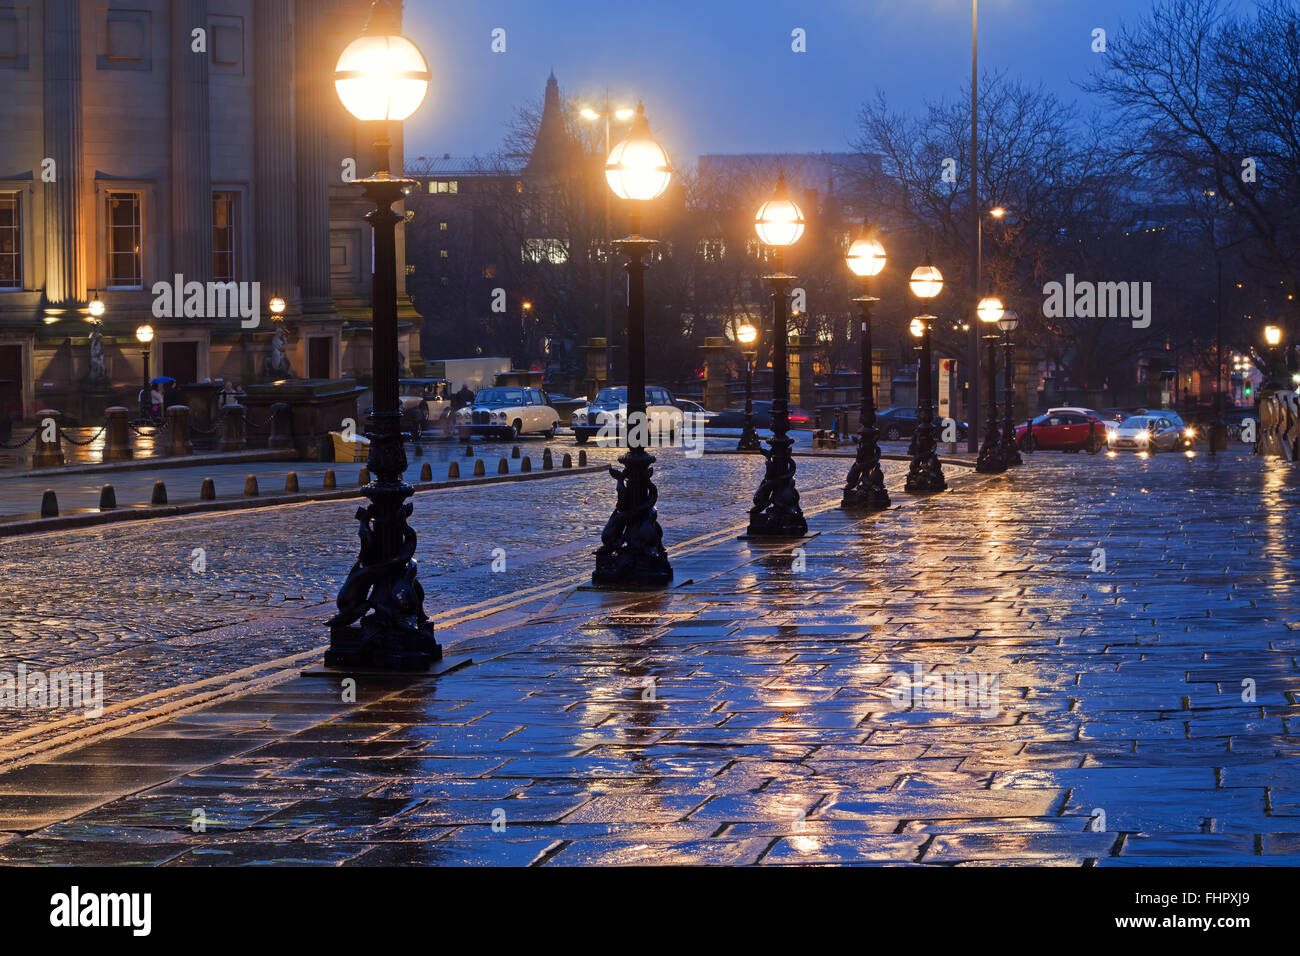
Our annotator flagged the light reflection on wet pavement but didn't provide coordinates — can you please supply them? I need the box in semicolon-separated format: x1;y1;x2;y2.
1;448;1298;865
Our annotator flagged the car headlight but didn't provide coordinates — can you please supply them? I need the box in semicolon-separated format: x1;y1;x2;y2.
494;411;507;422
1184;427;1195;438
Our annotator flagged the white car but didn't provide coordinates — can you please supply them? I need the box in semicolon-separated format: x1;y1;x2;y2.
570;386;685;445
456;386;560;440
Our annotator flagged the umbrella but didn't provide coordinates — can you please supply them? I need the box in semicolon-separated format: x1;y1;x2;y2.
150;376;176;386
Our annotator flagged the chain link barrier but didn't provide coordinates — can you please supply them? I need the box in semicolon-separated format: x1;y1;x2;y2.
58;426;108;447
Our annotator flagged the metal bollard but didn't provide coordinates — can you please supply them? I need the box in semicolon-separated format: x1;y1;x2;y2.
32;410;65;468
103;407;134;461
165;405;193;457
99;485;117;510
267;402;294;451
498;458;509;474
200;478;216;501
243;475;259;497
218;404;248;452
151;481;168;505
323;469;337;490
285;472;300;494
40;490;58;517
473;459;485;477
543;449;554;470
419;462;432;482
521;456;532;473
448;461;460;479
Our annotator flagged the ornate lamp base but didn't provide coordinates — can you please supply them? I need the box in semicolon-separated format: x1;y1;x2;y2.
747;437;808;536
976;435;1007;473
841;441;890;511
1001;435;1023;467
905;450;947;493
591;449;673;589
736;427;763;452
325;499;441;672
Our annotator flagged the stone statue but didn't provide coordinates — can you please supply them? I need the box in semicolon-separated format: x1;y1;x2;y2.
87;327;108;385
262;320;294;381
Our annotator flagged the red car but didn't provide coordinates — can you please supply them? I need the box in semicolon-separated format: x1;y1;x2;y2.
1013;411;1108;453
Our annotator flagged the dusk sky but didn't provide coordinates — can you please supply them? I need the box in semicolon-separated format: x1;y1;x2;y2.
401;0;1182;166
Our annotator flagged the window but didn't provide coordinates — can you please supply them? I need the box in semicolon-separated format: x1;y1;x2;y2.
212;192;237;282
439;221;448;231
523;238;568;264
209;15;244;73
106;192;143;288
439;249;449;259
98;9;152;71
698;239;726;261
428;180;458;195
0;193;20;288
0;6;30;70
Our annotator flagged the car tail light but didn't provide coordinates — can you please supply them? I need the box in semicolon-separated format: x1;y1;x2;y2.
790;415;809;424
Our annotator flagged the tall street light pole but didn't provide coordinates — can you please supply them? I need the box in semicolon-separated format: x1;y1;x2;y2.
968;0;982;455
326;0;439;671
581;97;635;386
841;218;889;511
748;173;808;538
592;102;674;589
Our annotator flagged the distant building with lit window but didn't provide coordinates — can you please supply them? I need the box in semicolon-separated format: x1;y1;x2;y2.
0;0;423;424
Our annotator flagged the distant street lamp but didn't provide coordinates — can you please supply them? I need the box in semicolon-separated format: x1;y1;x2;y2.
975;295;1006;473
748;173;808;537
736;322;762;452
136;323;154;414
581;96;636;383
326;0;439;671
269;296;287;317
906;258;947;493
998;310;1022;466
592;101;674;589
87;296;106;320
841;219;890;511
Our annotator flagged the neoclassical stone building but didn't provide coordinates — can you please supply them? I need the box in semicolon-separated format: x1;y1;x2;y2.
0;0;422;423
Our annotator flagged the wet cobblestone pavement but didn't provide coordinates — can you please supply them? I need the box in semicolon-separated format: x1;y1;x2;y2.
0;447;1297;865
0;439;859;737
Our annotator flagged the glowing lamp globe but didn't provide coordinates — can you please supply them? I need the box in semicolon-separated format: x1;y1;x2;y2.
846;223;886;277
88;298;106;319
269;297;287;316
754;173;805;247
136;324;155;345
737;323;758;346
997;311;1019;333
978;296;1005;324
605;102;672;201
1264;324;1282;347
334;4;430;123
909;317;926;339
910;264;943;299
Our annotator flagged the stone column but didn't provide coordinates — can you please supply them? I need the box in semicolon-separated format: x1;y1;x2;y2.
171;0;213;284
293;0;334;315
42;0;84;308
254;0;298;310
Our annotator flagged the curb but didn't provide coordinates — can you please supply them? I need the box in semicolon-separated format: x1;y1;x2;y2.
0;448;292;481
0;463;608;538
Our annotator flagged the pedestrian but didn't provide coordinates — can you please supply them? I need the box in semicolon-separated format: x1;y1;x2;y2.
163;381;183;408
454;384;474;409
218;382;237;407
148;385;164;421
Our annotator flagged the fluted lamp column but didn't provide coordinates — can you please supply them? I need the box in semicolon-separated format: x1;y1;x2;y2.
998;311;1022;466
841;219;889;511
325;0;440;671
747;173;808;538
975;295;1007;473
591;102;674;589
905;258;947;493
736;323;762;452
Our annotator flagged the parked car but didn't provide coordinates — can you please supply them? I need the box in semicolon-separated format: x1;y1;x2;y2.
1222;408;1258;441
708;401;814;431
399;378;451;436
1014;411;1108;453
674;398;714;420
570;386;684;444
1108;414;1192;452
455;386;560;440
874;406;968;441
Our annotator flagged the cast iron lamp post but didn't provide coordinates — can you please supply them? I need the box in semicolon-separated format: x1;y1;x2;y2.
747;173;808;537
841;219;890;511
591;101;674;589
1264;324;1286;389
325;0;440;670
997;310;1022;466
975;295;1006;473
136;323;154;414
905;259;947;493
736;322;762;452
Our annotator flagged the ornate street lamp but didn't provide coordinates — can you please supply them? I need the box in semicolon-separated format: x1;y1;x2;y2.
997;310;1022;466
841;219;890;511
747;173;808;537
592;101;674;589
87;296;106;320
136;323;154;415
975;295;1006;473
326;0;439;670
905;258;946;493
736;322;762;452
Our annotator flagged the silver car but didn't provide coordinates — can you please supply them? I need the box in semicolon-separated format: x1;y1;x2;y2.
1109;414;1189;453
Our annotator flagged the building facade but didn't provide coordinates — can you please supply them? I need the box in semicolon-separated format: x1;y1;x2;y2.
0;0;421;424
